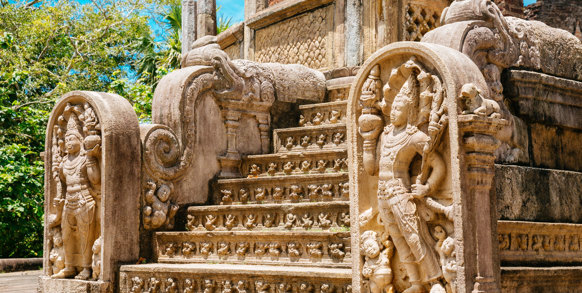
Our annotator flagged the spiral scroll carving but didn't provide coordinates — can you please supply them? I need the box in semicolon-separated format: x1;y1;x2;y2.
143;125;183;181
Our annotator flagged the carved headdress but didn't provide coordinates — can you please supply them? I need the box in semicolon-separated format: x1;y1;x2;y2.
65;115;83;141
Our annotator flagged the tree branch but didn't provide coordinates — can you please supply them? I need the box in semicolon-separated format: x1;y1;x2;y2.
24;0;42;8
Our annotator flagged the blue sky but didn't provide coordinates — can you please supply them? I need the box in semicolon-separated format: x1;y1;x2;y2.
218;0;244;24
523;0;536;6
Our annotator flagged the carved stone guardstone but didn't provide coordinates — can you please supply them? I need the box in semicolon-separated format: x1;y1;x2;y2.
40;91;141;293
347;42;507;293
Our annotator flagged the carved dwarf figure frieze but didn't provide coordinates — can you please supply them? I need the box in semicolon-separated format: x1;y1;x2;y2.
49;102;102;280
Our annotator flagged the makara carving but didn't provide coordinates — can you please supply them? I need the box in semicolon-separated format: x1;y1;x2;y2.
48;102;102;280
357;59;457;292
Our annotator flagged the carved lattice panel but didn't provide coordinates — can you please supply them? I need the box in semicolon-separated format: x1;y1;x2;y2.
255;5;332;69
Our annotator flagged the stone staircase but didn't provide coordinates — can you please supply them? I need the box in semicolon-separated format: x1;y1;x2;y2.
119;78;354;293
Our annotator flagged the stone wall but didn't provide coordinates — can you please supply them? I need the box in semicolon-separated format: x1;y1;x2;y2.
254;5;332;69
493;0;524;18
525;0;582;40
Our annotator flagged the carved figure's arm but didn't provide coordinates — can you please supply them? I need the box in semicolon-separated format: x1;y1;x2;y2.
358;114;383;176
412;133;445;197
86;156;101;187
423;151;446;194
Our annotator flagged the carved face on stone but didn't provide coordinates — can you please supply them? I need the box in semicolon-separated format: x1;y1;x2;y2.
362;237;381;258
389;95;409;127
65;134;82;155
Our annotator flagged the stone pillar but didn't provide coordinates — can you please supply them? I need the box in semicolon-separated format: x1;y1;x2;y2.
218;109;242;178
182;0;197;56
244;0;257;60
197;0;217;38
256;114;271;154
458;116;506;293
345;0;362;66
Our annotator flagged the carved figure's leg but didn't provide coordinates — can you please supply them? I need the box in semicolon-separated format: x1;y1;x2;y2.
52;208;76;278
391;197;442;284
377;199;425;293
74;200;96;280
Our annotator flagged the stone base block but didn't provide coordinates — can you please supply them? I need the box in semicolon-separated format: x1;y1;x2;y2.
38;276;110;293
501;267;582;293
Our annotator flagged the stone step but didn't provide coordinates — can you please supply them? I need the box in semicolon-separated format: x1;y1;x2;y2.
241;149;348;178
325;76;354;102
501;266;582;292
273;124;347;154
119;263;352;293
186;201;350;232
212;173;349;205
153;231;351;268
298;101;347;127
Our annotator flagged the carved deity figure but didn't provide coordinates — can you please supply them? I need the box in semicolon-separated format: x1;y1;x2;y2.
358;60;449;292
51;103;102;280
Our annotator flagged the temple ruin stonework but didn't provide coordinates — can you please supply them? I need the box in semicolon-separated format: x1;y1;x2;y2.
40;0;582;292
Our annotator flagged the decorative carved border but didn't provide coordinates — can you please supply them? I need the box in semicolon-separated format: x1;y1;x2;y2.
241;150;348;178
498;220;582;264
299;101;347;127
154;231;351;267
273;124;347;154
186;202;350;232
120;264;352;293
213;173;349;204
246;0;335;30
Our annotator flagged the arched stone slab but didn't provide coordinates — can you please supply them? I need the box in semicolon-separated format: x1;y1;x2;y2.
40;91;141;293
347;42;506;293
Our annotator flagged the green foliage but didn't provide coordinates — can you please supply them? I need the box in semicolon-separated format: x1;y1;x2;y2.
0;0;159;258
0;0;234;258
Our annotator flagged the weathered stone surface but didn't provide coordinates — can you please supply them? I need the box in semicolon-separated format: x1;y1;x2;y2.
501;267;582;293
525;0;582;41
39;276;109;293
42;91;141;292
154;231;351;267
273;124;347;153
186;202;350;232
348;41;506;293
423;0;582;167
494;165;582;223
213;173;349;205
299;101;347;127
241;149;347;177
497;221;582;265
119;263;352;293
181;0;196;56
254;5;332;70
504;70;582;130
493;0;524;18
246;0;334;30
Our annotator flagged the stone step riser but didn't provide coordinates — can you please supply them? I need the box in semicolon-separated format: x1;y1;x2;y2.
153;232;351;268
299;101;347;127
213;174;349;205
120;265;352;293
273;124;347;154
186;202;350;232
241;151;348;178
